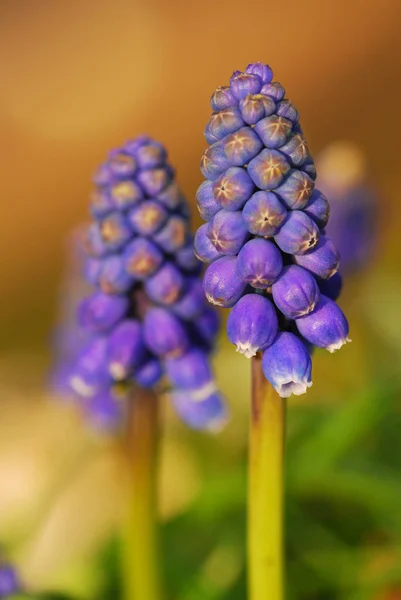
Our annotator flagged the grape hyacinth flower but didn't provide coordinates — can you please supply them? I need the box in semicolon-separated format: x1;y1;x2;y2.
0;563;21;598
198;63;350;398
59;136;226;433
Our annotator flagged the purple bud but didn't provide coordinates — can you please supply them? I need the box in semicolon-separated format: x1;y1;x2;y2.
124;135;151;154
193;307;220;347
107;320;146;380
279;133;310;167
175;242;202;273
85;391;122;431
303;189;330;229
239;93;276;125
207;209;249;254
70;337;110;397
242;190;287;236
227;294;278;357
230;72;262;99
153;216;188;253
296;295;350;352
276;100;299;123
194;223;222;263
274;210;320;255
135;140;167;169
212;167;254;211
143;308;189;358
137;166;173;196
78;293;128;333
274;170;314;209
99;255;133;295
123;238;163;280
237;238;283;288
223;127;263;167
171;389;228;432
248;148;290;190
196;180;221;221
99;213;133;252
84;257;102;286
135;356;163;388
201;139;232;180
84;223;108;258
90;188;114;218
172;279;206;319
245;62;273;83
210;86;238;111
205;107;245;144
155;181;184;210
261;82;285;102
294;236;340;279
262;332;312;397
109;180;144;210
128;200;167;235
203;256;247;308
145;262;184;305
317;271;342;301
0;565;20;597
254;115;292;149
108;150;137;177
272;265;320;318
166;348;213;390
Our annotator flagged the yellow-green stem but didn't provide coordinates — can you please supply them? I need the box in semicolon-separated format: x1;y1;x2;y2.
248;355;286;600
123;389;163;600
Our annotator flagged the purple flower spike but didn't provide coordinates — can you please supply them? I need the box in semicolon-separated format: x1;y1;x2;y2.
248;148;290;190
203;256;247;308
99;255;134;294
223;127;263;167
171;390;228;432
99;213;133;252
196;180;221;221
153;216;188;253
261;82;285;102
205;107;245;144
207;209;249;254
296;295;350;352
242;190;287;236
135;140;167;169
128;200;167;235
210;86;237;111
144;262;184;305
237;238;283;288
239;94;276;125
0;564;20;597
254;115;292;149
143;308;189;358
294;236;340;279
230;72;262;100
318;271;343;301
213;167;254;211
272;265;320;318
123;237;163;280
245;62;273;83
262;332;312;398
194;223;223;263
165;349;213;390
227;294;278;358
110;179;143;210
303;189;330;229
78;292;128;333
135;357;163;388
172;279;206;319
137;166;173;196
107;320;145;380
274;210;319;255
274;170;315;210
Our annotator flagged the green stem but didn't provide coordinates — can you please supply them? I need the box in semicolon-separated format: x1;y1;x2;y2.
248;355;286;600
123;389;163;600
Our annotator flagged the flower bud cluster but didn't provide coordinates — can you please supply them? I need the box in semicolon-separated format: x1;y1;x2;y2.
67;136;226;431
197;64;350;398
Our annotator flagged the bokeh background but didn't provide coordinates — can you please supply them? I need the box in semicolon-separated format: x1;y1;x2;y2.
1;0;401;598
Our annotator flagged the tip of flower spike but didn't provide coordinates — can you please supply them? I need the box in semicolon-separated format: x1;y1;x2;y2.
235;341;259;359
276;379;313;398
326;336;352;353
